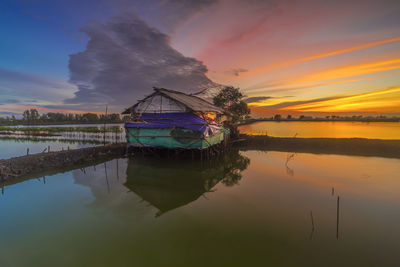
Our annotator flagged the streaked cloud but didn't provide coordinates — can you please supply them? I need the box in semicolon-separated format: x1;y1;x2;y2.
0;67;76;102
244;96;273;104
241;36;400;78
289;59;400;85
281;87;400;113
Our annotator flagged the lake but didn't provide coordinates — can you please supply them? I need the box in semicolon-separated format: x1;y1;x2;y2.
239;121;400;139
1;150;400;266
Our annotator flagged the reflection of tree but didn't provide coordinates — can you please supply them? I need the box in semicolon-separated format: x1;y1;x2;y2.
124;150;250;216
221;152;250;186
285;153;296;177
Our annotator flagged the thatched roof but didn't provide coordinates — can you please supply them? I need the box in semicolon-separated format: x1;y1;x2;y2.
122;87;226;114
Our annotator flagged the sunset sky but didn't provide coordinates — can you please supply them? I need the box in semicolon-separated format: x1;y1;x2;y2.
0;0;399;117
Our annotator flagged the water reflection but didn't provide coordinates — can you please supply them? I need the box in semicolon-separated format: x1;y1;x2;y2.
124;151;250;216
1;150;400;266
239;121;400;139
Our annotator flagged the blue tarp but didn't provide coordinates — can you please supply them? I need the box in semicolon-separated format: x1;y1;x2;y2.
125;113;213;134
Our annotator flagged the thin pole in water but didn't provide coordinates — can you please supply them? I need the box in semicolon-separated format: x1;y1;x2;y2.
26;148;29;156
336;195;340;239
310;210;315;240
116;159;119;181
103;106;108;146
104;162;110;194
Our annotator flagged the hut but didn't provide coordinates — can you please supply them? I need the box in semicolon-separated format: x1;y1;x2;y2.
122;87;231;150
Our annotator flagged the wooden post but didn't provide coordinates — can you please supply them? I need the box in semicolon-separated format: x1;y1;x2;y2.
104;162;110;194
310;210;315;240
336;196;340;239
116;159;119;181
103;106;108;146
27;148;29;156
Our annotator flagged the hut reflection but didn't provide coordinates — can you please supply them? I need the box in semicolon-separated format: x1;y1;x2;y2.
124;151;250;216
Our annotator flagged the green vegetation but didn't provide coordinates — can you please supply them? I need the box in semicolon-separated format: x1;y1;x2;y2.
213;86;250;123
0;109;131;126
213;86;250;138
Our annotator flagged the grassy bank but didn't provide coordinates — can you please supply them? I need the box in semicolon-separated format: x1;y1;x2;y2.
237;135;400;158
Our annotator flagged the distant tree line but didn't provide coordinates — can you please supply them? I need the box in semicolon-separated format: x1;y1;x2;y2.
0;109;130;126
240;114;400;124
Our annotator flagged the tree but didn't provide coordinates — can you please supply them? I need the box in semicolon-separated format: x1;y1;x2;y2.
213;86;250;123
23;110;30;122
274;114;282;121
29;109;40;122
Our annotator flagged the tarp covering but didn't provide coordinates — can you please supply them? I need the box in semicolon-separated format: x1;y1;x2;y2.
125;112;220;135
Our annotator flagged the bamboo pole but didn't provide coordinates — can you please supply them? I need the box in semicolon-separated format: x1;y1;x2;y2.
336;196;340;239
103;106;108;146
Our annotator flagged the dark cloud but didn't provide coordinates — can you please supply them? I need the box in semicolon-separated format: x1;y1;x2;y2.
261;96;343;109
67;14;218;111
244;96;272;103
227;68;248;77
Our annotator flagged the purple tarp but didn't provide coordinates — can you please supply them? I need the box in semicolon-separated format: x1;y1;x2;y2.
125;113;213;134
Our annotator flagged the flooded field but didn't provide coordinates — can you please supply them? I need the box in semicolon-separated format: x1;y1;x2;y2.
1;150;400;266
0;139;99;159
239;121;400;139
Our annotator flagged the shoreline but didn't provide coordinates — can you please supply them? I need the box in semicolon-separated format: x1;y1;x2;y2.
238;119;400;126
237;135;400;159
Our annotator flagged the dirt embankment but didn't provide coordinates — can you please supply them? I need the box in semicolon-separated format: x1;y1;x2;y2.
0;144;126;182
237;135;400;158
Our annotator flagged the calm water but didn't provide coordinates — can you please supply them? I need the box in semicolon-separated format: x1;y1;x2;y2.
0;139;97;159
239;121;400;139
1;150;400;266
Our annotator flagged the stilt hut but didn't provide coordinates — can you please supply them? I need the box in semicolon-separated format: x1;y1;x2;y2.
122;87;231;150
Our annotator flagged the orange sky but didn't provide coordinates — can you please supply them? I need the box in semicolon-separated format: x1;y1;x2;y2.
171;0;400;116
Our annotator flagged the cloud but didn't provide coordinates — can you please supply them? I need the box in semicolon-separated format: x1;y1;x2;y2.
0;67;76;102
253;87;400;114
67;14;218;111
227;68;248;77
108;0;218;33
280;87;400;112
244;96;273;103
241;36;400;78
262;96;343;109
0;99;20;105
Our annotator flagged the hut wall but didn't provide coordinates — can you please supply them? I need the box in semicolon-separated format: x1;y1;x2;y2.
125;127;226;149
